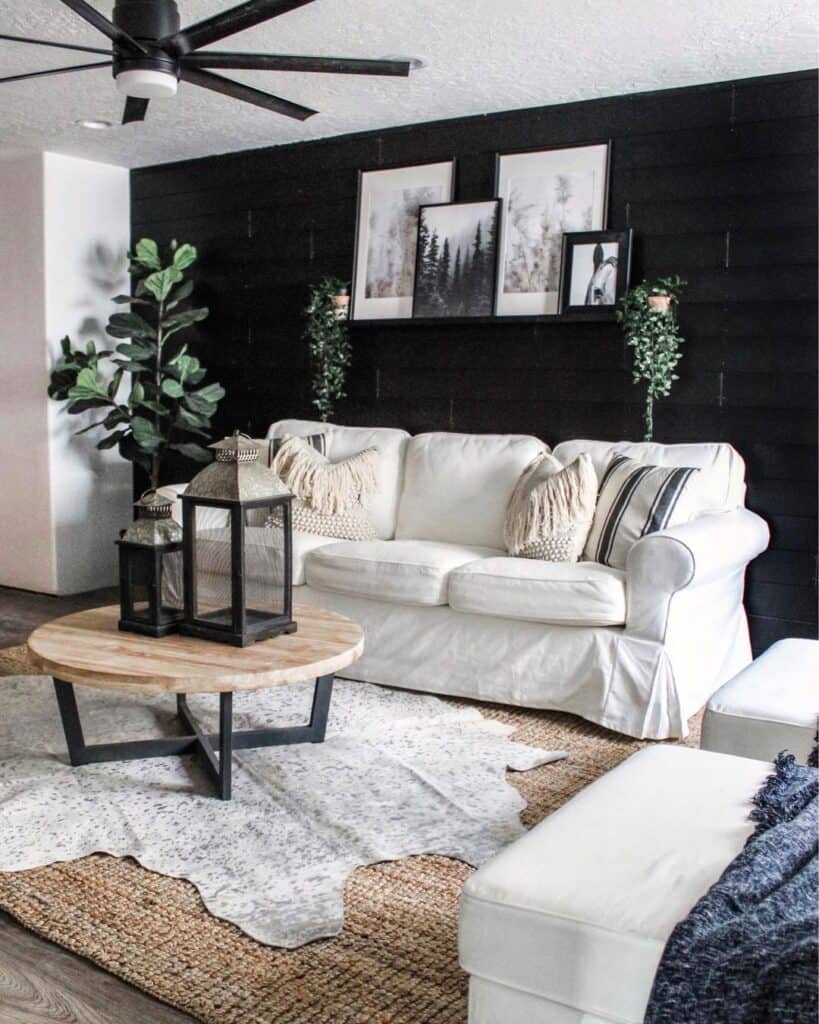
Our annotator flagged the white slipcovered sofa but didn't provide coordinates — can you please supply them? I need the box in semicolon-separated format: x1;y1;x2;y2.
161;419;769;740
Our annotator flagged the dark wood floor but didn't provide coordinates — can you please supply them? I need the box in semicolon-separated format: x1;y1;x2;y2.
0;585;120;648
0;585;195;1024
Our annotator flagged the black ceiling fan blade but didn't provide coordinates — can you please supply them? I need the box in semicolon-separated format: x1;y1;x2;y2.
123;96;150;124
0;32;110;56
57;0;148;54
0;60;111;85
166;0;317;56
180;66;317;120
181;53;411;77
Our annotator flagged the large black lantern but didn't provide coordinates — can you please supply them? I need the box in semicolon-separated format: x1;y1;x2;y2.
179;431;296;647
117;490;184;638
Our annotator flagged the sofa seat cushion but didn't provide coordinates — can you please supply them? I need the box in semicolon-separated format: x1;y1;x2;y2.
448;557;626;626
459;746;770;1024
701;638;819;763
305;539;502;606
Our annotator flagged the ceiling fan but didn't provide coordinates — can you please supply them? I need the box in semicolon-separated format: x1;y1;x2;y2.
0;0;412;124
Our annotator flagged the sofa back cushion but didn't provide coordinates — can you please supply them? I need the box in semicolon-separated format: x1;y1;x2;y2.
552;439;746;511
395;432;547;548
267;419;410;539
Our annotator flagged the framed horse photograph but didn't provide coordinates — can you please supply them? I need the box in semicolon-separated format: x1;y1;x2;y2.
559;229;632;315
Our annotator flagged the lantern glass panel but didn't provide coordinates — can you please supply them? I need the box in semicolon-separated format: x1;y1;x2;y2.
245;502;287;622
191;503;234;628
130;576;151;623
160;548;184;615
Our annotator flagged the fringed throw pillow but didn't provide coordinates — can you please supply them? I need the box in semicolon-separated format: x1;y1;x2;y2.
267;435;379;541
584;454;700;569
505;453;598;562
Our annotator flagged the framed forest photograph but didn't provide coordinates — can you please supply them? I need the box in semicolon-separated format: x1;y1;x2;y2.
559;229;632;315
351;159;456;320
494;142;610;316
412;199;501;318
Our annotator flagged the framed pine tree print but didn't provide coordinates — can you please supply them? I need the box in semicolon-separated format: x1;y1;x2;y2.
412;199;501;318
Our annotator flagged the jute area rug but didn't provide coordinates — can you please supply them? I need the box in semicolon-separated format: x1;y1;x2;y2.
0;644;701;1024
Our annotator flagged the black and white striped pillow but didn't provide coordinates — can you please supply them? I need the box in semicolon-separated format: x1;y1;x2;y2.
255;433;327;467
584;455;700;569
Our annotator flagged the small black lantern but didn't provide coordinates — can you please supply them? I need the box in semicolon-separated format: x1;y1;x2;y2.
117;490;184;638
179;431;296;647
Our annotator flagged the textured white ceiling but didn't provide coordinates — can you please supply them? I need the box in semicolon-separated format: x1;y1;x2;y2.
0;0;815;168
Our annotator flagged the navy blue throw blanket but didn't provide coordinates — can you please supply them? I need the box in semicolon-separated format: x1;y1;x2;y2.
644;751;818;1024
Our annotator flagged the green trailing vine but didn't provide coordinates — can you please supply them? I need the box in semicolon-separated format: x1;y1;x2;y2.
617;274;687;441
48;238;224;490
304;277;352;422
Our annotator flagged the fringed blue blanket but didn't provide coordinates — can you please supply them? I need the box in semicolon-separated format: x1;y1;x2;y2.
644;751;818;1024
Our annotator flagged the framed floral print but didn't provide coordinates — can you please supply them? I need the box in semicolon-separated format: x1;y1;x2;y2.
494;142;610;316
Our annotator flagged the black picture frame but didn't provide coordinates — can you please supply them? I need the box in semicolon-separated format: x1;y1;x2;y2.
350;158;457;321
412;198;501;319
492;139;612;225
559;229;633;315
493;140;612;317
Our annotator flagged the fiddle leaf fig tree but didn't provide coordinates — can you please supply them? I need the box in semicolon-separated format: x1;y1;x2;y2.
617;274;687;441
48;238;224;490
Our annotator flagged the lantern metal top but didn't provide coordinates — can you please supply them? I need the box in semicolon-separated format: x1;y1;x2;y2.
121;490;183;546
135;489;174;519
210;432;262;464
183;431;291;503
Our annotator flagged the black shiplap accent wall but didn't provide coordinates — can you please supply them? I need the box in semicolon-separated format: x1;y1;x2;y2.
131;70;818;653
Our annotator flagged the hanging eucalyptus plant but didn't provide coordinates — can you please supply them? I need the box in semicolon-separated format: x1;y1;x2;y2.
304;277;352;422
48;238;224;491
617;274;687;441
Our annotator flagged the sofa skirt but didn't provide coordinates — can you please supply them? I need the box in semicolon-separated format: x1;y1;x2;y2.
295;586;689;739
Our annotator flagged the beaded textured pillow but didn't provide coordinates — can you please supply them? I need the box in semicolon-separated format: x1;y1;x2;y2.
504;453;598;562
266;435;379;541
269;498;377;541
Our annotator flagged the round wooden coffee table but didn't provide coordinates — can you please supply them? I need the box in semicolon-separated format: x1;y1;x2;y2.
27;604;364;800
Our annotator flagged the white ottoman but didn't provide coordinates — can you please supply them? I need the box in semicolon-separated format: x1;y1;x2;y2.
701;638;819;763
458;746;769;1024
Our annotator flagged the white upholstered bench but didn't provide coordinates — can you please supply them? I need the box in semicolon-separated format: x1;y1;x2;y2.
458;746;769;1024
701;638;819;764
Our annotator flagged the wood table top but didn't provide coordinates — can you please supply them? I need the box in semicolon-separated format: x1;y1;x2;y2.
26;605;364;695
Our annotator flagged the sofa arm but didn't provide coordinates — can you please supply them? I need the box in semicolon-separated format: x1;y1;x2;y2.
625;507;769;641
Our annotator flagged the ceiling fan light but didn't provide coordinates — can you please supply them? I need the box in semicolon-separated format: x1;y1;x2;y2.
116;68;178;99
74;118;113;130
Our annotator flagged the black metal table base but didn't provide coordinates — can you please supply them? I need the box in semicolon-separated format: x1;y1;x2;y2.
52;675;334;800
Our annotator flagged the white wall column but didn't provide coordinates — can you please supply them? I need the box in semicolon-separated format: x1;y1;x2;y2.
0;152;132;595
